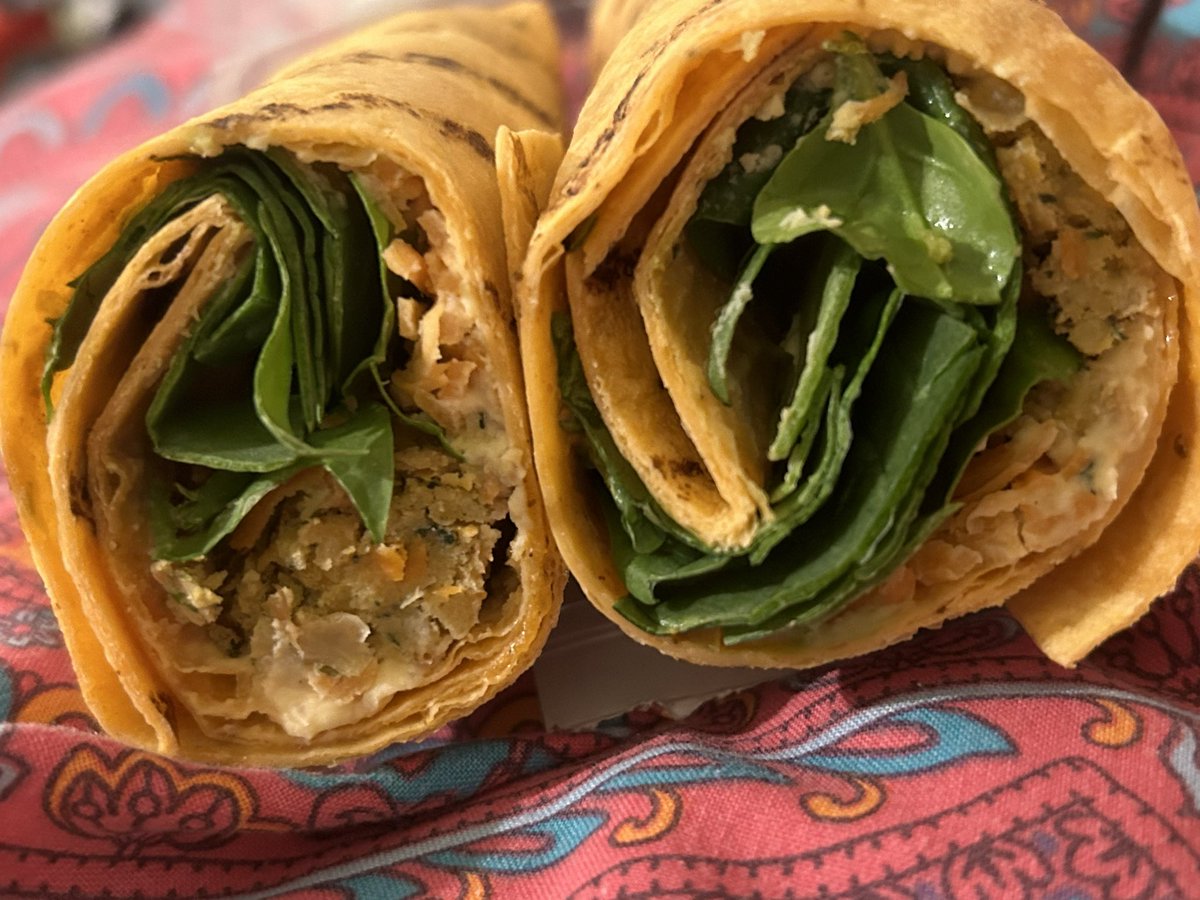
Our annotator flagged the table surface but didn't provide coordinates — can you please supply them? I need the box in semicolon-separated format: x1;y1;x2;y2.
0;2;1198;897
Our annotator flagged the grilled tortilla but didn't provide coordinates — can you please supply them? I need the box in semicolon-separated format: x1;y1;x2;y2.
0;1;566;765
518;0;1200;668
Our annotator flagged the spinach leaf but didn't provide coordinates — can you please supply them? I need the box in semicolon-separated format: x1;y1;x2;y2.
880;55;995;166
636;300;986;634
54;147;449;561
721;509;951;644
248;152;327;437
145;152;335;469
346;173;399;392
767;237;860;460
162;469;257;536
752;280;904;563
267;151;382;404
42;174;228;414
149;401;395;560
771;366;834;503
752;45;1019;305
555;317;738;606
985;304;1082;423
603;500;731;607
707;243;773;404
312;401;395;543
569;42;1082;644
693;83;829;228
150;466;301;562
926;298;1081;506
193;243;281;364
686;84;828;283
149;394;307;472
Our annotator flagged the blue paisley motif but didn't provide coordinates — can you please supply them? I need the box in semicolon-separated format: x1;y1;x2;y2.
0;731;28;803
337;872;424;899
286;739;553;805
0;662;11;721
779;707;1013;775
80;72;172;137
1164;0;1200;38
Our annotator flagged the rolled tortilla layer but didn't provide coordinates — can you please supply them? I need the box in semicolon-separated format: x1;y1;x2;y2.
0;1;566;765
519;0;1200;668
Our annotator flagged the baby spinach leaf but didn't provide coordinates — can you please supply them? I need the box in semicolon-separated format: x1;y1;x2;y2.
254;154;326;434
880;55;995;167
752;47;1018;305
752;281;904;562
767;237;860;459
313;401;395;544
267;150;378;399
150;466;301;562
644;300;986;633
41;173;239;414
193;244;282;365
693;83;829;228
707;243;773;404
150;402;394;560
346;173;398;392
686;85;828;283
150;388;307;472
56;147;434;561
163;470;257;536
143;154;332;469
987;304;1082;418
603;501;730;607
771;366;834;503
722;509;951;643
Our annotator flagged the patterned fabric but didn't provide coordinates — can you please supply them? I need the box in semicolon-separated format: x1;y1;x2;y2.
1;1;1198;897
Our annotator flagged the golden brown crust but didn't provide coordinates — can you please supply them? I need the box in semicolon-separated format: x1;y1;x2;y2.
521;0;1200;668
0;1;566;766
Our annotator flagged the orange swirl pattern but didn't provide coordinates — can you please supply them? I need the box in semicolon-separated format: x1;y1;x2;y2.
460;871;489;899
802;776;886;821
612;787;682;845
1084;699;1143;748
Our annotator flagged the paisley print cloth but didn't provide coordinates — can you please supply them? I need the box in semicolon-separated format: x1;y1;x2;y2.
1;1;1199;896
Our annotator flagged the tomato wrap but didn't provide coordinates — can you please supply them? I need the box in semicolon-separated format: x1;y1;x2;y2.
0;1;566;765
519;0;1200;667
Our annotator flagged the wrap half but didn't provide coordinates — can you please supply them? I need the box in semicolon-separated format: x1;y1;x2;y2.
519;0;1200;668
0;1;566;765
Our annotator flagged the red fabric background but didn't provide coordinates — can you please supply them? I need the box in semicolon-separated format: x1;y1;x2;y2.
1;1;1198;896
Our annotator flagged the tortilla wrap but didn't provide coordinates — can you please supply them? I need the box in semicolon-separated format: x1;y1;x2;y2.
518;0;1200;668
0;1;566;766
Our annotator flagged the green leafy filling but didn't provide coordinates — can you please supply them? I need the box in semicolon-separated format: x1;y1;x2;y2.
556;39;1081;641
48;148;450;561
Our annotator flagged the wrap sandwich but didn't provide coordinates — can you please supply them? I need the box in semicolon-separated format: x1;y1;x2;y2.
0;1;566;765
519;0;1200;668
